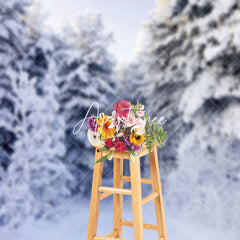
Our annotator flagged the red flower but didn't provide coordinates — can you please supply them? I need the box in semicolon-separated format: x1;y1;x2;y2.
105;138;114;148
115;141;125;152
113;100;131;118
114;137;119;143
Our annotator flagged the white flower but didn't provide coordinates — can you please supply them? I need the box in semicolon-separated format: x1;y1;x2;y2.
87;129;104;146
140;104;144;110
112;110;116;118
116;131;125;137
131;125;145;135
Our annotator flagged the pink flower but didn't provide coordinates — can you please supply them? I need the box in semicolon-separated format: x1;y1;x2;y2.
136;118;146;126
113;100;131;118
136;111;144;117
125;113;136;127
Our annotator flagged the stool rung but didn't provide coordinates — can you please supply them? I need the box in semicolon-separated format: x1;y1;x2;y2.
142;192;159;205
99;186;132;195
105;230;117;237
120;176;152;184
94;230;125;240
100;192;112;200
121;220;158;231
94;237;126;240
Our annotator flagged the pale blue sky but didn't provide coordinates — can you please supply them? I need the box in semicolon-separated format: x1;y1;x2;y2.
39;0;157;62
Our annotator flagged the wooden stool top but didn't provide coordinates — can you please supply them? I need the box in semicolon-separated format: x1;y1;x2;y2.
93;143;158;159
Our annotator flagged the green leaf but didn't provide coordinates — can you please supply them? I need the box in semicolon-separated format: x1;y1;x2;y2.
129;150;137;163
106;152;113;160
99;145;110;152
95;152;113;164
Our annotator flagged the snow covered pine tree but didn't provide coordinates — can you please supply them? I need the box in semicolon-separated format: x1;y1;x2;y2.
58;11;117;194
134;0;240;232
0;0;73;230
0;0;33;179
0;65;74;230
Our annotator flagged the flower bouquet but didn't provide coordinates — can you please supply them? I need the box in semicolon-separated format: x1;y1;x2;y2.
87;100;167;163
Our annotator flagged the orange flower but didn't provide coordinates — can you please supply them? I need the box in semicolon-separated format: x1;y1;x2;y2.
97;115;116;139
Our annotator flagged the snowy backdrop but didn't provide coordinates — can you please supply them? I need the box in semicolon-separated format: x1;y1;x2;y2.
0;0;239;239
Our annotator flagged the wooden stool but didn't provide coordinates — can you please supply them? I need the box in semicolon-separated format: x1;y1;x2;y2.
87;143;168;240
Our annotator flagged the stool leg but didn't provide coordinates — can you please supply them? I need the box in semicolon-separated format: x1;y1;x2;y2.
149;146;168;240
87;149;104;240
129;156;144;240
113;158;123;238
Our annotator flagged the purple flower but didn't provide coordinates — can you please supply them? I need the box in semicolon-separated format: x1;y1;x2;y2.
131;144;141;153
124;145;130;152
88;116;98;132
124;135;131;146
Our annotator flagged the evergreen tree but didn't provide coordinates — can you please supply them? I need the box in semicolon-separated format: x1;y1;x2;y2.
0;1;74;227
116;60;146;104
58;11;117;194
0;0;32;177
0;0;32;64
0;64;73;229
135;0;240;229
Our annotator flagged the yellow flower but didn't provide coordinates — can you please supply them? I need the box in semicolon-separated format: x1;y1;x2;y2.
97;115;115;139
129;132;146;145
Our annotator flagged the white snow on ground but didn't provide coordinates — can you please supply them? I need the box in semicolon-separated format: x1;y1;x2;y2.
0;194;237;240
